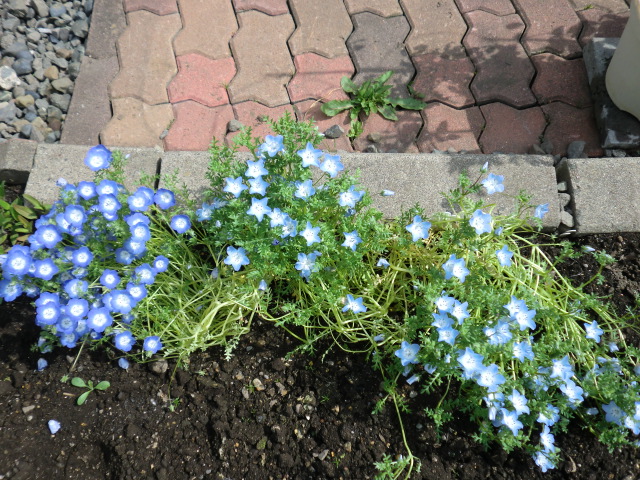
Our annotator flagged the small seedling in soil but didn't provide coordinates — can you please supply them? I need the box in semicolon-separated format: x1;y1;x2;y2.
70;377;110;405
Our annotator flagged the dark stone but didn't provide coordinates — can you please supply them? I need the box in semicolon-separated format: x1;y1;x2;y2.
12;58;33;75
323;124;344;139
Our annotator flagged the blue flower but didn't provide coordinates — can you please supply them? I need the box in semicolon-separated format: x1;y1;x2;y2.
280;215;298;238
77;181;97;200
512;341;534;362
405;215;431;242
143;335;163;354
584;320;603;343
342;294;367;313
33;225;62;249
127;187;154;212
86;307;113;333
224;246;250;271
559;379;584;405
484;320;512;345
127;282;147;302
246;197;272;222
476;363;506;392
36;302;60;325
64;205;86;227
534;203;549;219
295;251;320;279
59;332;78;348
469;209;492;234
457;347;484;380
294;179;316;200
297;142;322;168
37;358;48;371
100;269;121;289
130;223;151;242
118;358;130;369
249;176;270;196
110;290;134;315
342;231;362;251
537;404;560;426
196;203;214;221
434;294;455;313
152;255;170;273
602;401;625;426
258;135;284;157
114;330;135;352
431;312;453;329
170;214;191;234
550;355;574;382
437;326;459;346
71;246;93;268
513;307;536;331
500;409;524;436
3;245;32;276
268;208;286;228
134;263;156;285
319;154;344;178
223;176;248;198
245;158;269;178
125;212;150;228
394;341;420;367
451;300;469;324
123;238;146;257
507;389;530;416
154;189;176;209
338;186;365;208
32;258;58;281
64;278;87;298
376;258;390;268
533;450;556;472
83;145;112;171
540;425;555;452
503;296;527;317
66;298;88;320
496;245;513;267
48;419;61;434
97;194;122;216
442;254;470;283
481;173;504;195
299;221;321;246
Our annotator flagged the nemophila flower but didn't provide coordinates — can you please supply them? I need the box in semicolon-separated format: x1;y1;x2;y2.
96;179;119;196
122;239;145;258
624;416;640;435
513;307;536;331
224;246;250;271
435;294;455;313
534;203;549;219
63;205;86;228
48;419;61;435
98;194;122;216
484;320;512;345
36;302;60;325
295;251;320;279
484;392;504;421
550;355;574;382
223;176;248;198
3;245;32;276
249;176;269;196
513;340;534;362
152;255;169;273
64;278;87;298
481;173;505;195
476;364;506;392
65;298;88;320
609;342;619;352
114;330;135;352
431;312;453;329
508;389;530;416
118;357;130;370
258;279;268;291
294;179;316;200
342;294;367;313
339;186;365;208
559;379;584;405
405;215;431;242
503;296;527;317
442;254;470;283
154;188;176;209
170;214;191;234
533;450;556;472
496;245;514;267
71;246;93;268
406;374;420;385
33;224;62;249
602;401;625;426
451;300;470;324
395;341;420;367
134;263;156;285
125;212;150;228
32;258;59;281
381;190;395;196
143;335;163;354
86;307;113;333
127;282;147;302
540;424;555;452
110;290;134;315
245;158;269;178
376;258;390;268
438;326;459;346
247;197;272;222
37;358;48;371
130;223;151;242
469;209;492;235
537;404;560;426
77;181;96;200
457;347;484;380
297;142;322;168
584;320;603;343
100;269;120;289
56;315;77;334
280;215;298;238
424;364;437;374
267;208;286;228
127;188;153;212
500;409;524;436
84;144;112;171
58;331;78;348
319;154;344;178
259;134;284;157
300;221;321;246
342;231;362;251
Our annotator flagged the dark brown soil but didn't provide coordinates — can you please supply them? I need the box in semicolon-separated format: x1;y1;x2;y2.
1;233;639;480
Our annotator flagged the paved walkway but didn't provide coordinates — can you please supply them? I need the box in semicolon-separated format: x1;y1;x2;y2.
62;0;632;157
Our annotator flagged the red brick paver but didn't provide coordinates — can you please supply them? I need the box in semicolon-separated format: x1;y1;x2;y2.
463;11;536;108
353;111;423;153
229;101;295;144
577;8;629;46
168;54;236;107
417;103;483;153
541;102;603;157
228;10;295;107
288;0;352;58
123;0;178;15
454;0;515;15
479;103;546;154
293;100;354;152
287;54;354;103
412;54;476;108
164;102;234;150
531;54;591;108
232;0;289;15
173;0;238;59
343;0;403;17
101;97;174;148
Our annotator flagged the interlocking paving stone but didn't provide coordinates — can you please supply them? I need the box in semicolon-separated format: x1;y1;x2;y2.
168;55;235;107
123;0;178;15
577;8;629;46
232;0;289;15
101;97;174;148
541;102;603;157
288;0;352;58
400;0;467;58
110;10;181;105
531;54;592;108
347;12;414;97
286;54;353;103
164;102;234;150
479;103;546;154
227;11;295;107
343;0;403;17
173;0;238;59
293;100;354;152
85;0;127;60
568;0;630;12
228;101;295;145
352;111;422;153
417;103;483;153
60;56;119;145
512;0;582;58
463;11;536;107
454;0;515;15
411;54;475;108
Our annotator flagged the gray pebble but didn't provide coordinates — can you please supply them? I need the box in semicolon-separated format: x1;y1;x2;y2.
0;66;22;89
323;124;344;139
12;58;33;75
0;91;12;103
5;41;29;58
0;102;18;123
51;76;73;93
49;92;70;112
49;4;67;18
8;0;30;19
30;0;49;17
566;140;586;159
20;123;32;138
227;119;244;132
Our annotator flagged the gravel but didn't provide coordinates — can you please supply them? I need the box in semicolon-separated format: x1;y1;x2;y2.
0;0;93;144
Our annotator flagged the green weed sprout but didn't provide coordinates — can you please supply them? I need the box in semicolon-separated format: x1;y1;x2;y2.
70;377;110;405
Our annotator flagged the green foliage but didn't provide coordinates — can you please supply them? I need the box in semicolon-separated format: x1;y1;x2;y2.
0;183;49;254
70;377;110;405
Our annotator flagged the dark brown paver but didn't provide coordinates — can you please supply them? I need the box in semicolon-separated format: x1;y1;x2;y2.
168;54;235;107
343;0;403;17
541;102;603;157
353;111;422;153
454;0;515;15
479;103;546;154
531;54;592;108
164;102;234;151
400;0;467;58
232;0;289;15
577;8;629;47
229;101;295;144
463;11;536;108
568;0;630;12
227;10;295;107
287;54;354;103
412;54;475;108
293;100;354;152
417;102;483;153
85;0;127;60
347;12;414;97
123;0;178;15
288;0;352;58
101;97;174;148
512;0;582;58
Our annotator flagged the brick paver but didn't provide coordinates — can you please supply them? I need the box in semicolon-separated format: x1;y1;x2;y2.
463;11;536;107
110;10;181;105
343;0;403;17
531;54;591;108
541;102;603;157
164;102;234;150
479;103;546;154
123;0;178;15
512;0;582;58
293;100;354;152
101;97;174;148
347;12;414;97
568;0;630;12
232;0;289;15
229;101;296;144
454;0;515;15
168;54;236;107
227;10;295;107
353;111;422;153
85;0;127;60
400;0;467;58
173;0;238;59
412;54;475;108
288;0;352;58
577;8;629;46
417;103;483;153
287;54;354;103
